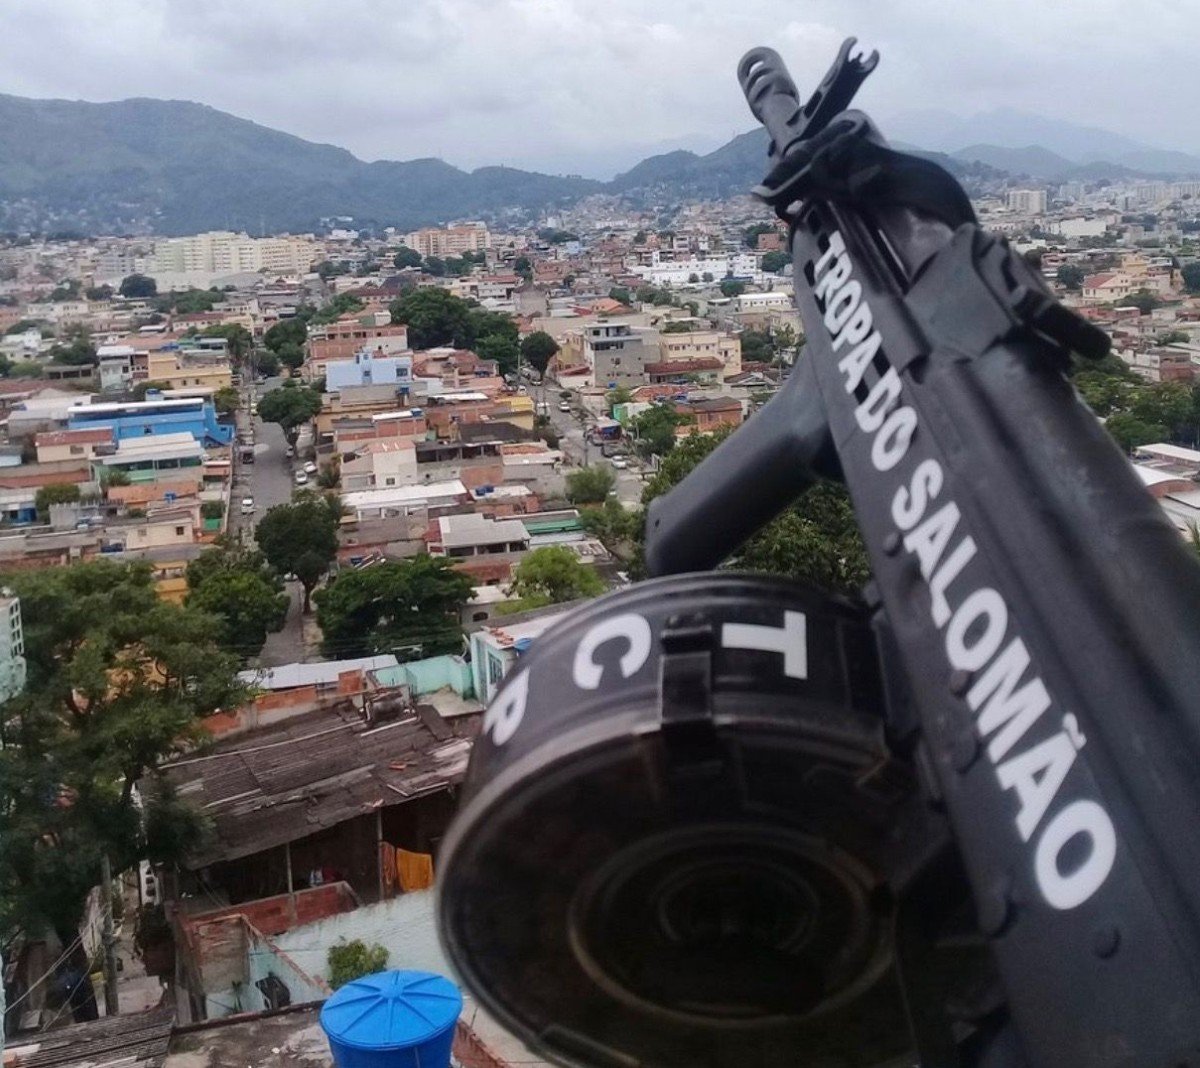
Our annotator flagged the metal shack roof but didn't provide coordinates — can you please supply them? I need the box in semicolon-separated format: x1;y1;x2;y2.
6;1007;173;1068
158;703;479;868
239;654;399;692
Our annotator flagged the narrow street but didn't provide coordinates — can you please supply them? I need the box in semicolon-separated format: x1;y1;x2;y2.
229;377;311;668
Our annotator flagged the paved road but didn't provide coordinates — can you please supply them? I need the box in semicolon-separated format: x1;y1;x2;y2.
545;390;646;507
229;378;310;667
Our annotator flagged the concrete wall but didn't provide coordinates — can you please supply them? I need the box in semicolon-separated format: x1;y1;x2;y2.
372;655;474;699
272;890;447;985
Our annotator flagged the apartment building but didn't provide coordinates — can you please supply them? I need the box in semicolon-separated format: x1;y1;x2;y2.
571;322;653;389
150;232;316;276
659;331;741;379
1006;189;1048;214
404;224;491;258
306;316;410;374
0;589;26;704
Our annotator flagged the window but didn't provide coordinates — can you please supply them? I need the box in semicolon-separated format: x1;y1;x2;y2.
70;445;84;456
174;526;185;536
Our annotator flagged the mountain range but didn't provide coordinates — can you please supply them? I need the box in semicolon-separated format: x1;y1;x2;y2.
0;94;1197;236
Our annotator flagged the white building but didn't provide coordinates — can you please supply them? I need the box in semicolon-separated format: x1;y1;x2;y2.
1006;189;1048;214
0;590;26;706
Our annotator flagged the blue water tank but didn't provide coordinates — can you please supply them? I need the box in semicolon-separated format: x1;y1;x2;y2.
513;637;534;655
319;970;462;1068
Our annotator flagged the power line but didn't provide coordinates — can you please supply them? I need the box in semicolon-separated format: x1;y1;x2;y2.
4;933;83;1015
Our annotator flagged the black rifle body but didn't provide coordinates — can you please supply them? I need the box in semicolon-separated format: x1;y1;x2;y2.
645;53;1200;1066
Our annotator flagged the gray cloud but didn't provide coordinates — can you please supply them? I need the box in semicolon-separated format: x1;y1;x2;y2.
0;0;1193;177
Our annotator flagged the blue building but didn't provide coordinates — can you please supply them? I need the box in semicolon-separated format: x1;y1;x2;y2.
326;348;413;394
67;396;232;447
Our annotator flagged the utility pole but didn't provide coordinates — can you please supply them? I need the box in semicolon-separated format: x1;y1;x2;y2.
100;854;119;1016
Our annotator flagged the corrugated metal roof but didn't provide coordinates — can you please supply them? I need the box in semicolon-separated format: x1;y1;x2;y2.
158;703;479;868
7;1007;173;1068
238;655;398;692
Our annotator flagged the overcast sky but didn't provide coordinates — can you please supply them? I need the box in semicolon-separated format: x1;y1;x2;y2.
0;0;1193;178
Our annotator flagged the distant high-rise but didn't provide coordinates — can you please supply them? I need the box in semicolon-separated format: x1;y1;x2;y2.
149;231;316;276
404;224;490;258
1006;188;1048;214
0;590;26;706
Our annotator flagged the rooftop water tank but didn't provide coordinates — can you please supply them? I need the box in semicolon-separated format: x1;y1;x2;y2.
319;970;462;1068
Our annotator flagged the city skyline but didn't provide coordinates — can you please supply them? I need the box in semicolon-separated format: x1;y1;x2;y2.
0;0;1194;179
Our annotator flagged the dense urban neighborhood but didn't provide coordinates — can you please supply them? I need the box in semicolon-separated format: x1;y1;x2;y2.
3;169;1200;1067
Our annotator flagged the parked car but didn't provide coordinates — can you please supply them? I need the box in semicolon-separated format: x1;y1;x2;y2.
611;457;629;470
303;461;318;475
240;497;255;515
559;402;571;412
285;445;295;459
294;470;309;486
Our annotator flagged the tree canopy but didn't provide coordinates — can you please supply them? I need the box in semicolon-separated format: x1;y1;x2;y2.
520;331;559;379
185;541;288;659
263;317;307;354
0;560;243;960
566;466;616;504
720;279;746;298
640;429;870;594
118;273;157;298
254;492;341;611
314;554;473;660
1056;264;1086;290
761;250;790;274
257;382;322;444
389;287;471;349
393;247;422;269
631;405;683;456
509;545;604;606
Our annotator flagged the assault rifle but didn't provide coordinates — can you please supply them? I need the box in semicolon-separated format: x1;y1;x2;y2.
438;38;1200;1067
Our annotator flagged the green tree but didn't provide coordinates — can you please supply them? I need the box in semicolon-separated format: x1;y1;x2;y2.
631;405;683;456
389;287;471;349
202;323;253;365
1123;289;1160;314
1131;382;1193;440
743;223;774;248
35;482;81;520
475;334;520;376
275;341;305;371
393;247;422;269
641;429;870;593
606;386;634;411
212;386;240;418
10;360;43;378
566;466;616;504
720;279;746;299
514;256;532;280
314;554;473;659
255;494;340;612
608;287;631;305
118;273;157;298
761;250;790;273
467;308;519;347
509;545;604;606
423;256;448;277
520;331;559;379
1182;262;1200;294
0;561;244;996
48;334;97;366
579;498;640;553
257;382;322;445
702;272;714;283
1056;264;1086;290
1104;412;1167;452
255;349;281;377
263;317;307;353
85;284;113;301
186;545;288;660
310;293;364;325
